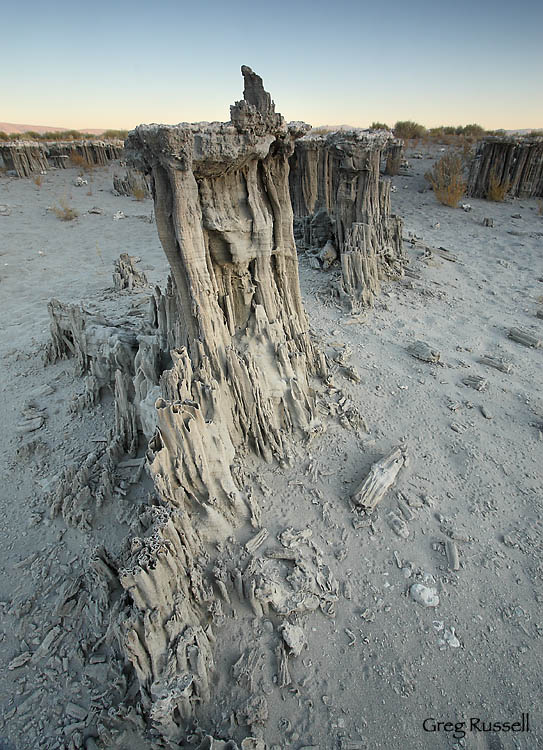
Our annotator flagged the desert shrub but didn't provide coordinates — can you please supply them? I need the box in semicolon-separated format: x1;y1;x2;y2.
70;153;94;171
102;129;128;140
424;125;487;146
460;140;474;165
53;198;78;221
310;126;336;135
41;130;92;141
0;131;9;141
369;122;390;131
527;130;543;138
132;186;146;201
487;169;510;201
4;130;101;143
21;131;41;141
34;175;42;187
461;124;485;137
425;151;466;207
394;120;427;139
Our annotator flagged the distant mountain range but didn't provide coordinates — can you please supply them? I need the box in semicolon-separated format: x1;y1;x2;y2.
0;122;105;135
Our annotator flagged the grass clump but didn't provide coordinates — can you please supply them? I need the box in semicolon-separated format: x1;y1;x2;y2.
369;122;390;131
34;175;43;187
53;197;78;221
425;151;466;207
487;169;510;201
132;186;146;201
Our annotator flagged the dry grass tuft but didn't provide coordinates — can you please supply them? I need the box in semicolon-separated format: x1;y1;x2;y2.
538;199;543;216
70;153;94;171
425;151;466;207
34;175;42;187
53;197;78;221
132;186;146;201
487;169;510;201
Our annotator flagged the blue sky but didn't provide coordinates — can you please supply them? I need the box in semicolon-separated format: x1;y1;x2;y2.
2;0;542;130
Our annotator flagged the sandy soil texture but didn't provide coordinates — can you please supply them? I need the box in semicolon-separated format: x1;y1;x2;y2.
0;148;542;750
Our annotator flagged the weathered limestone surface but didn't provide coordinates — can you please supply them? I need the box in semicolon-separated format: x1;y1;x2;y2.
113;253;148;291
0;141;49;177
126;66;326;459
383;137;404;176
288;131;405;308
85;66;326;740
0;139;124;176
47;139;124;168
467;136;543;198
113;168;152;197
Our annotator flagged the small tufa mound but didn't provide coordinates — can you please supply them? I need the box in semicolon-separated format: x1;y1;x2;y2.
113;253;148;291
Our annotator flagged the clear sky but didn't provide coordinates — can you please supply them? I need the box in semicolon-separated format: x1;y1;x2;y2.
2;0;542;131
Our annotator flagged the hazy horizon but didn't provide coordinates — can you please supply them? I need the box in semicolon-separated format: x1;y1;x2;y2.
2;0;542;131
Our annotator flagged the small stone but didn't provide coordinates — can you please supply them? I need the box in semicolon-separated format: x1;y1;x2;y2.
443;627;461;648
8;652;32;670
410;583;439;608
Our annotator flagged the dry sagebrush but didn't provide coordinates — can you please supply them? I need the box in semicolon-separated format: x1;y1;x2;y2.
53;197;78;221
425;151;466;207
487;168;511;201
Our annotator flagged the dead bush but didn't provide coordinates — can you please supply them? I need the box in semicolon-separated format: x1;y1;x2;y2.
34;175;42;187
53;197;78;221
487;169;510;201
425;151;466;207
132;186;146;201
70;153;94;171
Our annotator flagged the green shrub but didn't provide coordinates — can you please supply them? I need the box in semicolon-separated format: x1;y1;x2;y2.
102;129;128;140
369;122;390;131
460;124;485;136
394;120;427;139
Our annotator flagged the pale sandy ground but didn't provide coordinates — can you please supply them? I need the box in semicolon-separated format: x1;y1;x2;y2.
0;149;542;750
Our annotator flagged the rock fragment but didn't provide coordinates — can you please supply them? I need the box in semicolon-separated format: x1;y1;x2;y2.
409;583;439;608
351;447;408;511
407;340;440;363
